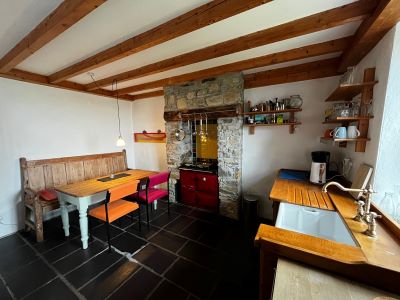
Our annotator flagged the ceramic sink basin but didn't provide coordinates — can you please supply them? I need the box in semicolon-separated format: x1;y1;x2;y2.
275;202;357;247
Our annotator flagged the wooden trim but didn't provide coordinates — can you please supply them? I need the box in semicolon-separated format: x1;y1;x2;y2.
0;0;105;73
86;33;352;91
25;151;127;167
48;0;272;83
339;0;400;71
244;58;342;89
0;69;135;102
164;104;241;121
109;37;352;95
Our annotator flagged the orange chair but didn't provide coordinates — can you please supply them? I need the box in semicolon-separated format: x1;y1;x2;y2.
89;181;140;252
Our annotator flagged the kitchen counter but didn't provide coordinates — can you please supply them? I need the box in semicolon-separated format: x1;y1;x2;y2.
255;169;400;298
273;258;398;300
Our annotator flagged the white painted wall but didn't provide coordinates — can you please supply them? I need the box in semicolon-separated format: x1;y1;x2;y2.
0;78;135;237
131;97;167;172
243;78;342;218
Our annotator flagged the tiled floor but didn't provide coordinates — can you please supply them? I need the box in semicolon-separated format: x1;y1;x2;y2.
0;200;260;299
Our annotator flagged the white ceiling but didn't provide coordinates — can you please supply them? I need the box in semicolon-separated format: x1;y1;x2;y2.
1;0;359;93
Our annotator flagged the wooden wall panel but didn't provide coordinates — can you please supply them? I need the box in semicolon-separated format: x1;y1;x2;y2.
27;166;45;191
51;163;67;187
65;161;85;184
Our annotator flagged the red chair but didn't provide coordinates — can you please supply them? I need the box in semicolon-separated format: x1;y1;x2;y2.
137;171;170;225
89;181;140;252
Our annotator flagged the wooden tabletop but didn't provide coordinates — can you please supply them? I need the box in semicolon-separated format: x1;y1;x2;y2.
270;170;335;210
55;169;157;197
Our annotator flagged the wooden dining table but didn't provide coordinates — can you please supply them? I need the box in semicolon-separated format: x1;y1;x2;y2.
55;169;157;249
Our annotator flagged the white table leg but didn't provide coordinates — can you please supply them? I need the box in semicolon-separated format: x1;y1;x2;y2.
59;197;70;237
77;201;90;249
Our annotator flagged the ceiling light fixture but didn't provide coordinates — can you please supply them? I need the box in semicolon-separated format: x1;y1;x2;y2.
112;80;125;147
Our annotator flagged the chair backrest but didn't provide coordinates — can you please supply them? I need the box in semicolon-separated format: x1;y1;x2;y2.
137;177;149;192
148;171;170;188
107;181;138;203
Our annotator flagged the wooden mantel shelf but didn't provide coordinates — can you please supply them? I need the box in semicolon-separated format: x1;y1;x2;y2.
325;81;378;102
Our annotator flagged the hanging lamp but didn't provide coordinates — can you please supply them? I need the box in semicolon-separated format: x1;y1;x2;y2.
113;80;125;147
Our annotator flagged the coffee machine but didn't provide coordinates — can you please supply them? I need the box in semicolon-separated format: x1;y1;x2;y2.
310;151;330;185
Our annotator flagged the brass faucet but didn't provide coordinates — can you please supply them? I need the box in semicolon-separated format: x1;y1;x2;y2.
322;182;381;237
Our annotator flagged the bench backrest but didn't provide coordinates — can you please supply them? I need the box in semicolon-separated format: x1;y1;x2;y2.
20;150;128;193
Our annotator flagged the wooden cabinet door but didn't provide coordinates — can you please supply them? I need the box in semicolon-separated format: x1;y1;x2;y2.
196;173;218;193
180;185;196;206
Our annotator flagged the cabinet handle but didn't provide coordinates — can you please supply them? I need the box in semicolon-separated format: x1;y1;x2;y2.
202;177;206;182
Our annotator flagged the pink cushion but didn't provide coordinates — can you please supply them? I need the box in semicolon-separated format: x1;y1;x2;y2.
39;189;58;201
148;171;170;188
138;188;168;204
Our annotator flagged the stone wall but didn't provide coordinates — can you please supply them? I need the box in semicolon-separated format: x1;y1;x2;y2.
164;73;243;218
218;117;243;219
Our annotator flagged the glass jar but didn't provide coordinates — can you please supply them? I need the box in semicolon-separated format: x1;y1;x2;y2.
379;192;396;220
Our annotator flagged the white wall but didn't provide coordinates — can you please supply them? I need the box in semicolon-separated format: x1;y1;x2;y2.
131;96;167;172
0;78;135;237
243;78;342;218
340;26;396;185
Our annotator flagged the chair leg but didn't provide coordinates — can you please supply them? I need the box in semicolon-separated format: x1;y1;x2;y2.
146;203;150;227
138;207;142;231
105;222;111;253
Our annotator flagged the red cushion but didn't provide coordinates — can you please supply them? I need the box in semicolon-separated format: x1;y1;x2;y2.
39;189;58;201
138;188;168;204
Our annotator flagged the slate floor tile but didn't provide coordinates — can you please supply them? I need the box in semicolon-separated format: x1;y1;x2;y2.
165;258;217;298
126;221;160;239
164;215;194;234
150;212;179;228
108;268;161;300
169;204;194;215
66;250;121;289
111;215;138;229
3;259;56;299
178;241;223;271
180;219;214;240
110;232;147;254
0;234;25;253
0;244;38;273
148;280;188;300
90;223;123;242
42;237;82;263
133;244;176;274
149;230;187;253
0;279;12;300
24;278;78;300
189;209;217;222
80;259;140;300
53;240;106;274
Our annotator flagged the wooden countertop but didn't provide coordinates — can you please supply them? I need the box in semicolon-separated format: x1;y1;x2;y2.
55;169;157;197
273;258;398;300
269;171;335;210
255;170;400;294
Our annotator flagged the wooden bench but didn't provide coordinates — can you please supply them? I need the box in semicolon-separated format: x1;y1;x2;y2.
20;150;128;242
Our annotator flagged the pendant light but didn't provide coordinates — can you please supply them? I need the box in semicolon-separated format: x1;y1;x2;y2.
112;80;125;147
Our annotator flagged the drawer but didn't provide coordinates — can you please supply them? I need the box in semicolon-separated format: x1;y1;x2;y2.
196;191;218;211
180;170;196;187
180;185;196;206
196;173;218;193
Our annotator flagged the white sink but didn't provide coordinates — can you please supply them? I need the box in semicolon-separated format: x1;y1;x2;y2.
275;202;357;247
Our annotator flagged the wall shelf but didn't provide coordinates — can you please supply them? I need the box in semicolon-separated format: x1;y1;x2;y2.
323;116;373;124
241;108;302;116
325;81;378;102
245;122;301;134
321;67;376;152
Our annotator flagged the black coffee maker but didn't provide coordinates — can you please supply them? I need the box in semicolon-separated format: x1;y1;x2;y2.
310;151;330;184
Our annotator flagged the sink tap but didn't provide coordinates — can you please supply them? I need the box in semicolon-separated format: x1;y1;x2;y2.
322;182;375;222
364;212;382;237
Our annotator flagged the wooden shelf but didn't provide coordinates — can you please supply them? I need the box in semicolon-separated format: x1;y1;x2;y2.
323;116;373;124
320;137;371;142
325;81;378;102
241;108;302;116
245;122;301;135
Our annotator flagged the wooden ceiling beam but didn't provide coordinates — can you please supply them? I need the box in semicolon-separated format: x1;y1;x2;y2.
0;0;105;73
244;57;342;89
130;90;164;100
339;0;400;71
85;0;376;91
0;69;135;101
114;37;351;95
48;0;272;83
